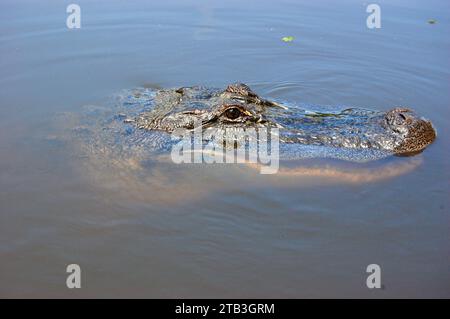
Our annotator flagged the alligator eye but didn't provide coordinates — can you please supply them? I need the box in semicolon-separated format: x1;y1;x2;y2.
224;107;242;120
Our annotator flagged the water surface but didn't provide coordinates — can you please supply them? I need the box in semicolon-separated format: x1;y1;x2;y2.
0;0;449;298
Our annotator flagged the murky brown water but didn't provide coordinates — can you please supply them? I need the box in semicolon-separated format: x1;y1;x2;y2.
0;0;449;298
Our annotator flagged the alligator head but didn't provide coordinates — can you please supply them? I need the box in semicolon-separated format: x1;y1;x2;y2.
134;83;436;155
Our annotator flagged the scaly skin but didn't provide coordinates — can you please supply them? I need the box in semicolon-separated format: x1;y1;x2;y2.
134;83;436;155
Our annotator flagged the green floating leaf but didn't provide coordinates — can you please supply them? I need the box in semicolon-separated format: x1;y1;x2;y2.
428;19;437;24
281;36;294;42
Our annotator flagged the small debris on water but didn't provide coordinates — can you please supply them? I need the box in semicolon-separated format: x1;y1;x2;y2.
427;19;437;24
281;36;294;42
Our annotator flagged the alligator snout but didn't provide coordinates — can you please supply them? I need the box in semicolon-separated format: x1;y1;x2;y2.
385;108;436;154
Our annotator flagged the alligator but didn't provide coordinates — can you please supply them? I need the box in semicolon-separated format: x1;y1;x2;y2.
130;83;436;157
63;82;436;188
